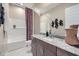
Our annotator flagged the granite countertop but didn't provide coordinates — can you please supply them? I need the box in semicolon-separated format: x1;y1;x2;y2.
32;34;79;56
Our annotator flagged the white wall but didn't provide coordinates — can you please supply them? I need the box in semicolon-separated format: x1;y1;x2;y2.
65;4;79;28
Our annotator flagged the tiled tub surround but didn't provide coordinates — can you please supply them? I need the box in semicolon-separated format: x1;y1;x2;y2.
5;40;32;56
32;34;79;56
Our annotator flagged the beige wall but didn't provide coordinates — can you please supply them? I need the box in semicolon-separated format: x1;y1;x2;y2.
33;11;40;34
40;3;77;36
9;5;25;20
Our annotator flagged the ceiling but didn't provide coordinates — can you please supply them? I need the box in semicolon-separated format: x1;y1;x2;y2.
10;3;60;14
32;3;60;14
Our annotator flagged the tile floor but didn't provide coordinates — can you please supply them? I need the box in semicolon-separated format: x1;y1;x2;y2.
5;45;33;56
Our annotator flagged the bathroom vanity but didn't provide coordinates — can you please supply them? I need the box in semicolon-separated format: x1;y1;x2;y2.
31;34;79;56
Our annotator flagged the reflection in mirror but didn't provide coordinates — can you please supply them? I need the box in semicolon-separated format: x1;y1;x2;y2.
55;18;58;29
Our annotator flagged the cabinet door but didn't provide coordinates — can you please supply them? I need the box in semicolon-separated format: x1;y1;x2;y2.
36;44;44;56
44;48;56;56
44;42;57;56
36;39;44;56
57;48;76;56
31;38;37;56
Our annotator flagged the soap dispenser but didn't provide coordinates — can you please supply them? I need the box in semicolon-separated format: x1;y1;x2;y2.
46;31;49;37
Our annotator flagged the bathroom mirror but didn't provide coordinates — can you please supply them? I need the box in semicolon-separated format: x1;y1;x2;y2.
40;14;51;34
40;14;65;37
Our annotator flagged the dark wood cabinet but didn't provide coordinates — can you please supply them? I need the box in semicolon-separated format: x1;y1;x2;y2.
57;48;76;56
36;44;44;56
31;38;37;56
36;39;44;56
44;42;57;56
31;37;77;56
44;47;56;56
31;38;44;56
